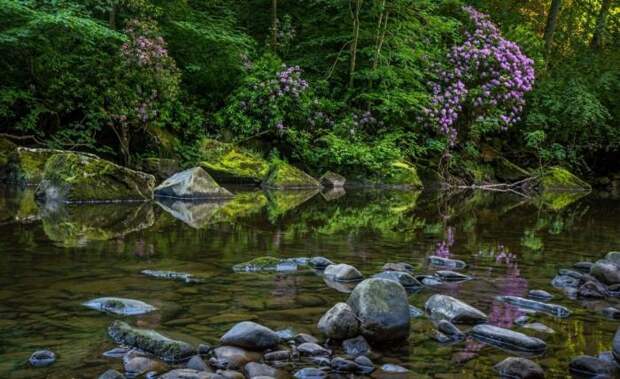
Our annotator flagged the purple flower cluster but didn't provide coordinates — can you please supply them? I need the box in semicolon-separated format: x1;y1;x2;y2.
121;20;170;70
276;65;308;98
423;6;535;146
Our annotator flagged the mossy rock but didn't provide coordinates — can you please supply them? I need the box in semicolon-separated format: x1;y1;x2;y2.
0;137;17;181
140;157;181;182
199;138;270;184
380;161;423;188
8;147;95;185
539;167;591;192
262;161;320;189
37;152;156;203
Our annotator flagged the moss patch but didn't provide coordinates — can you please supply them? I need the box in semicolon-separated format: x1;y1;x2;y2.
199;138;270;183
381;161;423;187
539;166;591;192
262;160;320;189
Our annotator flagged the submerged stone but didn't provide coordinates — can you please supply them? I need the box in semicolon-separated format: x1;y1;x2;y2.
244;362;278;378
494;357;544;379
317;302;359;340
262;161;320;189
528;289;553;302
154;167;233;200
436;320;464;340
36;151;155;202
428;256;467;269
297;342;330;357
330;357;361;373
409;305;424;319
141;270;203;283
220;321;279;350
601;307;620;320
496;296;571;318
434;270;471;282
521;322;555;334
232;257;300;273
569;355;616;378
425;294;487;324
471;324;546;354
551;274;581;289
323;264;363;282
107;321;195;362
578;280;608;298
98;369;126;379
83;297;156;316
613;328;620;363
380;364;409;373
346;278;410;342
160;369;216;379
319;171;346;188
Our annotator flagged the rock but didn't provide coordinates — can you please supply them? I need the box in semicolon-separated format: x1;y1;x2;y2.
380;364;409;373
538;166;591;192
528;290;553;302
354;356;374;373
310;357;331;367
142;270;203;283
521;323;555;334
103;347;130;358
494;357;544;379
262;160;320;189
83;297;156;316
381;160;423;188
294;368;326;379
160;369;220;379
28;349;56;367
36;151;155;202
569;355;616;377
372;271;423;289
154;167;232;200
319;171;346;188
217;370;245;379
212;346;261;370
140;157;181;182
199;138;270;184
244;362;278;378
323;277;357;293
264;350;290;361
436;320;464;340
108;321;195;362
98;370;125;379
317;302;359;340
514;315;530;326
342;335;370;358
331;357;360;373
434;270;471;282
559;269;585;279
551;274;581;289
9;147;90;185
187;355;210;371
346;278;410;342
382;262;414;273
496;296;571;318
578;280;608;298
424;294;487;324
409;305;424;319
324;264;363;282
613;328;620;363
591;260;620;285
294;334;319;345
233;257;299;273
309;257;333;269
602;307;620;320
471;324;546;354
220;321;279;351
428;256;466;269
297;342;330;357
573;261;593;273
125;357;167;376
418;275;442;286
605;251;620;266
274;328;295;341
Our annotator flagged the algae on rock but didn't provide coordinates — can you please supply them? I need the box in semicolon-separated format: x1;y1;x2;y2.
199;138;270;184
262;160;320;190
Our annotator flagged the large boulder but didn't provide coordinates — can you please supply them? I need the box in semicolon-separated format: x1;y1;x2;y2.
471;324;546;354
108;321;195;362
317;302;359;340
36;152;155;202
10;147;98;185
424;295;487;324
154;167;232;200
199;138;270;184
262;161;320;190
220;321;280;350
346;278;410;342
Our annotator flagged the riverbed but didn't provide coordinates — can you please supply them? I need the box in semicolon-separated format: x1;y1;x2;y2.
0;186;618;378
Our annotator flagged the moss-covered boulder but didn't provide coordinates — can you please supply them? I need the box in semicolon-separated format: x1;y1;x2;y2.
262;161;320;189
378;161;423;188
9;147;97;185
199;139;270;184
140;157;181;182
539;166;591;192
36;152;156;203
0;137;17;181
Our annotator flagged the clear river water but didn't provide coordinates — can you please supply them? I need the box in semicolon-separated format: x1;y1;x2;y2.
0;185;618;378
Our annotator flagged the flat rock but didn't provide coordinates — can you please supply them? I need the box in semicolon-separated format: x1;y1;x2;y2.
347;278;410;342
83;297;156;316
471;324;546;354
317;302;359;340
155;167;232;200
496;296;570;318
220;321;279;350
108;320;195;363
324;264;363;282
424;294;487;324
142;270;203;283
494;357;544;379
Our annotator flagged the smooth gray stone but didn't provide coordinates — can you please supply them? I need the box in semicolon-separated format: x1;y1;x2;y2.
428;256;467;269
425;294;487;324
471;324;546;354
494;357;544;379
496;296;571;318
220;321;279;350
569;355;616;377
83;297;156;316
28;350;56;367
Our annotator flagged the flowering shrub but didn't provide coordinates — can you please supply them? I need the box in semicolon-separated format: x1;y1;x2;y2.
423;6;535;146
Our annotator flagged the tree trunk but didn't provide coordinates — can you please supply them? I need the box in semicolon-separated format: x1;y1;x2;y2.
271;0;278;50
591;0;612;50
349;0;362;87
543;0;561;56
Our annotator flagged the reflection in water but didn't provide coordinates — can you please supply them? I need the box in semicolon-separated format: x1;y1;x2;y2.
0;187;619;378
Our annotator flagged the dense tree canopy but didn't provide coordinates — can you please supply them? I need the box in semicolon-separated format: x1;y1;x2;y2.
0;0;618;180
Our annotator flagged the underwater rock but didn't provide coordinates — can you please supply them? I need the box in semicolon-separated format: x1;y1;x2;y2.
319;171;346;188
98;369;126;379
125;356;168;377
220;321;280;351
428;256;467;269
262;161;320;190
323;264;363;282
613;328;620;363
154;167;233;200
434;270;471;282
141;270;204;283
380;364;409;373
28;349;56;367
186;355;209;371
382;262;414;273
264;350;290;362
551;274;581;290
569;355;616;378
36;151;155;202
372;271;423;289
232;257;301;273
108;321;195;363
494;357;544;379
425;294;487;324
347;278;410;342
409;305;424;319
521;323;555;334
528;289;553;302
83;297;156;316
160;369;218;379
317;302;359;340
573;261;593;273
577;280;608;298
199;138;270;184
471;324;546;354
601;307;620;320
496;296;571;318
